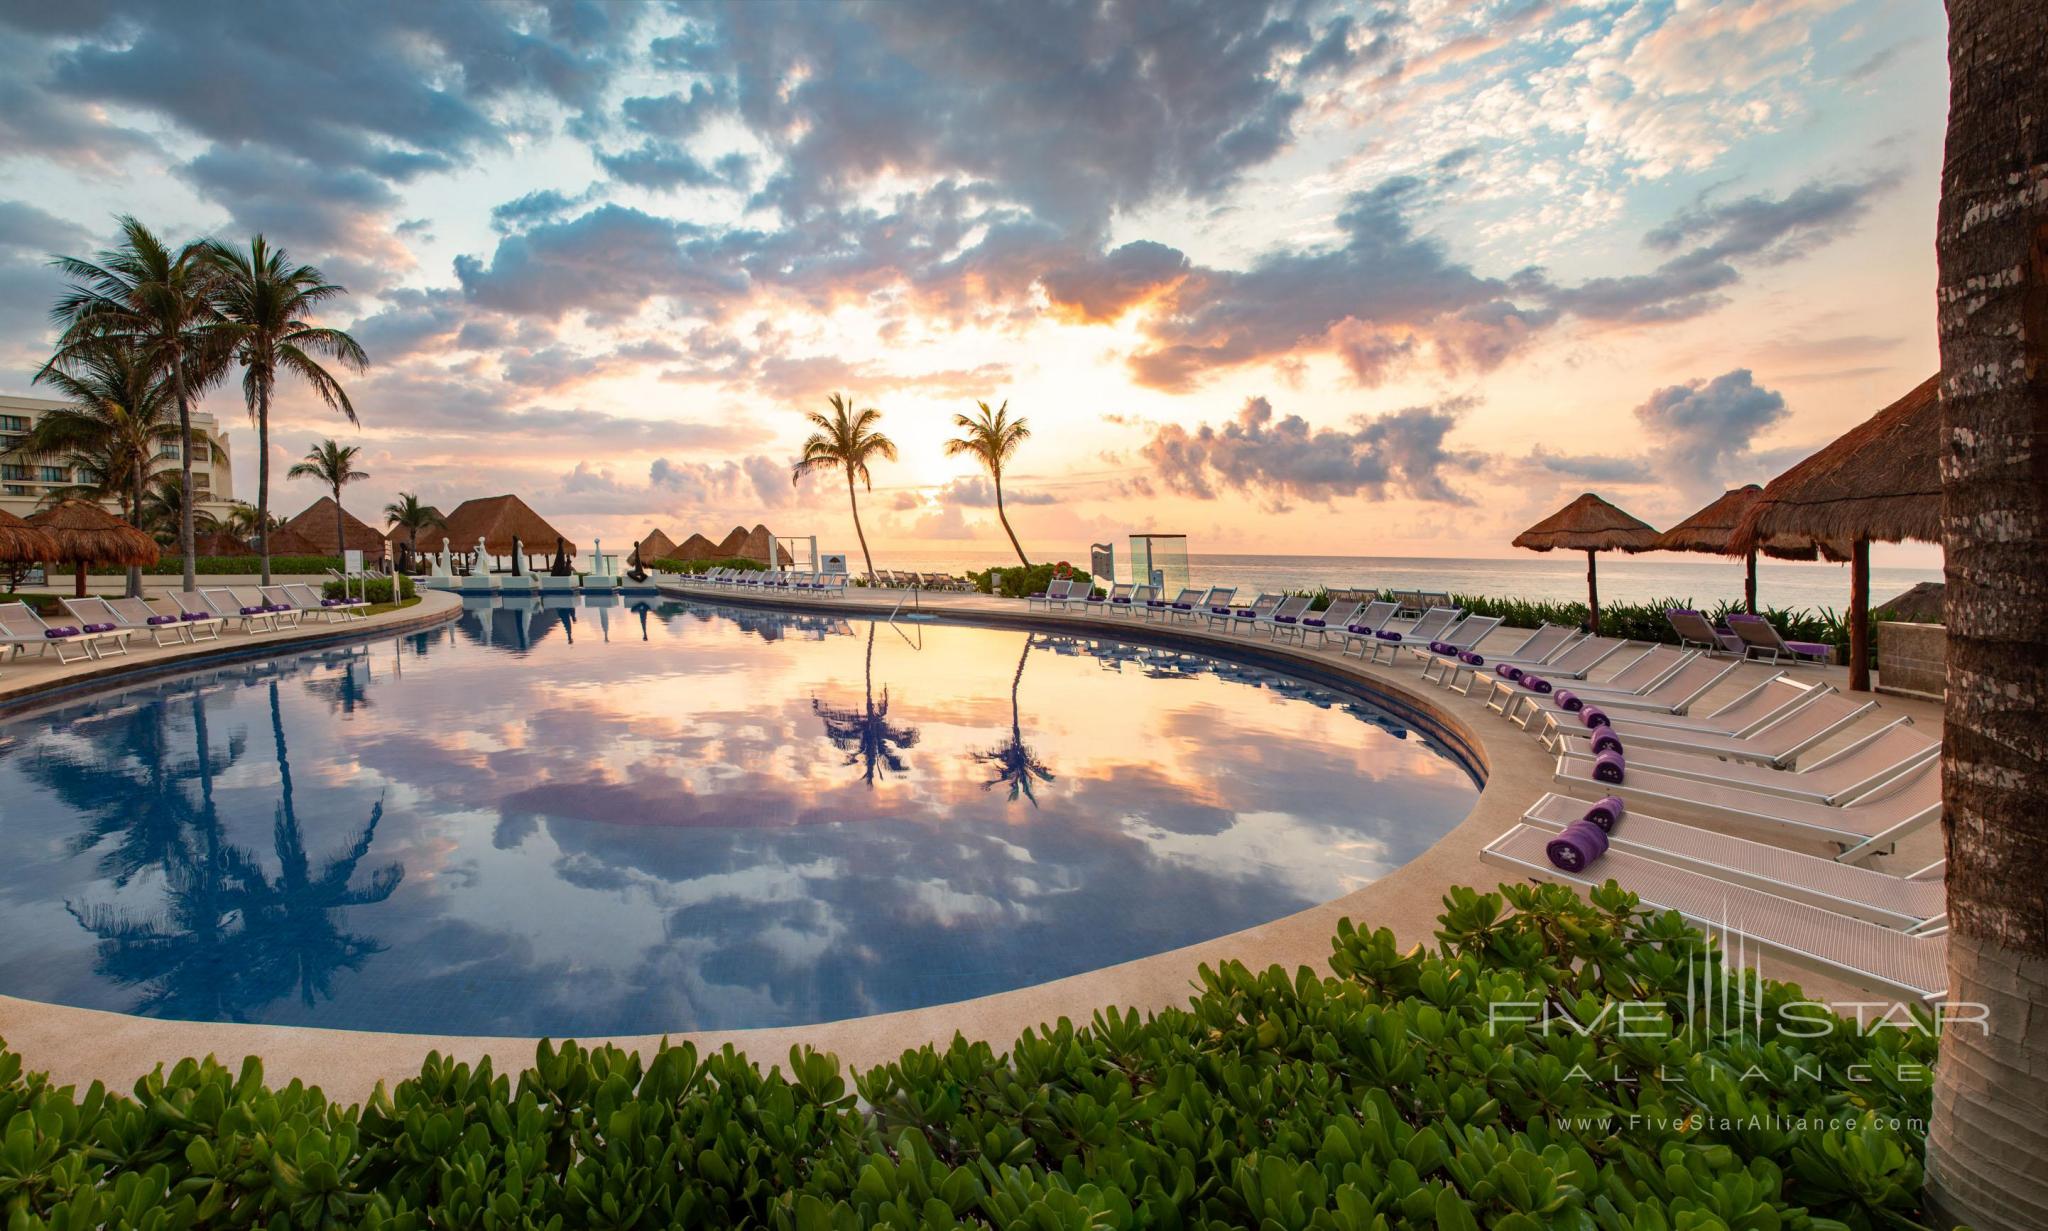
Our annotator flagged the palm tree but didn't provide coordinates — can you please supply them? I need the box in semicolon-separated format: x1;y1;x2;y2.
1923;2;2048;1224
18;340;181;595
811;625;919;785
383;492;443;562
137;474;220;548
792;393;896;581
206;237;368;588
287;439;366;558
220;501;278;543
42;216;226;592
974;639;1054;804
945;399;1033;566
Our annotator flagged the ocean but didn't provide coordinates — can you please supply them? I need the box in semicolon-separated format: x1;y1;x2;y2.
861;550;1942;616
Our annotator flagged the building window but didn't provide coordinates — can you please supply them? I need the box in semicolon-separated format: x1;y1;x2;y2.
191;473;210;491
0;415;28;432
75;469;100;486
158;444;180;460
3;485;30;496
0;464;26;481
39;466;68;483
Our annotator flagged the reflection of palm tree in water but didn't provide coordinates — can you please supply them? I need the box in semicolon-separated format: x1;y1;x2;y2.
975;639;1054;805
812;624;919;785
60;685;400;1018
238;682;401;1008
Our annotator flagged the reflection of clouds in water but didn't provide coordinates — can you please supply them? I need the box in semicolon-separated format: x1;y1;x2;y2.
0;597;1476;1034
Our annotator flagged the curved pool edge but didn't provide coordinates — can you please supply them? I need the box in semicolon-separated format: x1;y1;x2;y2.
0;586;1555;1101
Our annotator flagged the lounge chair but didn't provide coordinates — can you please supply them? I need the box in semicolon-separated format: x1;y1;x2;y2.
1481;821;1948;1001
1489;623;1578;664
1254;594;1314;639
1165;585;1222;621
1542;686;1875;768
1667;608;1745;656
1495;635;1638;680
1555;717;1936;805
1331;602;1400;656
1725;612;1834;666
1060;579;1098;610
1146;587;1202;622
1398;614;1502;664
1299;601;1365;646
1553;753;1941;862
148;594;224;641
1517;655;1740;723
1520;793;1946;931
1086;582;1133;614
258;585;323;627
197;588;279;633
2;600;128;663
1365;606;1463;664
280;583;363;623
1109;584;1152;616
233;587;301;629
1487;645;1690;720
1186;586;1235;623
1026;578;1072;610
64;595;190;648
1209;591;1280;632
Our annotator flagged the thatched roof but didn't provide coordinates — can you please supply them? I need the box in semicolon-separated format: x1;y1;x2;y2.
1655;485;1833;561
1512;493;1660;553
438;494;576;558
632;528;678;566
713;525;750;557
27;499;159;566
0;507;60;564
193;531;255;557
263;525;331;555
1731;374;1941;552
739;524;797;565
672;532;718;562
284;496;389;555
1874;581;1945;624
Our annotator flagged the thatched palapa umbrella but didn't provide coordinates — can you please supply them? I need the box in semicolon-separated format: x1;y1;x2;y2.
1655;484;1843;614
1512;493;1661;635
27;499;159;598
0;508;61;569
1731;374;1940;692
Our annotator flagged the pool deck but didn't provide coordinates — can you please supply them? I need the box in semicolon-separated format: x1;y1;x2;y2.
0;582;1946;1102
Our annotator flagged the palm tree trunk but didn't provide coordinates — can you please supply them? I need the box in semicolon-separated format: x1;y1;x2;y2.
1744;549;1757;614
847;468;875;581
1848;538;1871;691
256;383;271;587
1585;549;1600;635
171;355;195;594
995;472;1030;567
1923;1;2048;1224
128;458;146;599
333;484;345;558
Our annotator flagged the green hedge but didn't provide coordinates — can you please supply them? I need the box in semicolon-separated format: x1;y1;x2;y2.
0;882;1941;1230
651;556;768;574
970;562;1094;598
88;555;350;577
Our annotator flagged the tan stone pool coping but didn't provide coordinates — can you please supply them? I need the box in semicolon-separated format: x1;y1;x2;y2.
0;583;1942;1101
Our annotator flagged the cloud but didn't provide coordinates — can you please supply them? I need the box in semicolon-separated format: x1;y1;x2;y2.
1526;446;1656;484
18;0;637;179
454;204;749;321
649;455;794;509
1138;395;1483;505
490;188;598;233
596;141;749;192
179;144;412;289
1041;240;1191;323
937;475;1056;508
1631;367;1787;484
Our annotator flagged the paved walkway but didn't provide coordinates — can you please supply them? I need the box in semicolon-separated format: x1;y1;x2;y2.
0;583;1945;1101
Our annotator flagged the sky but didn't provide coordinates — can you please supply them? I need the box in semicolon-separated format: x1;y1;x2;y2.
0;0;1949;567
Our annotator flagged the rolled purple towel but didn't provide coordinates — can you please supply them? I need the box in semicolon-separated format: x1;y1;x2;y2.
43;626;79;638
1592;749;1625;784
1584;796;1625;831
1210;606;1232;615
1302;617;1326;628
1495;664;1524;681
240;605;267;616
1591;729;1624;755
82;622;116;634
1234;608;1255;618
322;598;343;607
1580;706;1610;729
179;611;206;622
1522;675;1552;694
1376;630;1401;641
1546;820;1609;872
147;615;177;626
1348;624;1371;634
1428;640;1455;655
1554;689;1582;713
1459;651;1484;666
265;603;292;613
1274;614;1297;624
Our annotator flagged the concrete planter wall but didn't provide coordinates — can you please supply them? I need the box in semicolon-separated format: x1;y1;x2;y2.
1877;620;1945;699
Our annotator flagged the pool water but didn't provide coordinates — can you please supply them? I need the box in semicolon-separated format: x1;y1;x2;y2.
0;595;1478;1035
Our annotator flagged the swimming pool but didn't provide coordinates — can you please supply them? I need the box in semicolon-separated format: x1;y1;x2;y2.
0;595;1479;1035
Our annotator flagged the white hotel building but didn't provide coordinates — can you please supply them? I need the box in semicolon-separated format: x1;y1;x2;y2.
0;391;237;521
